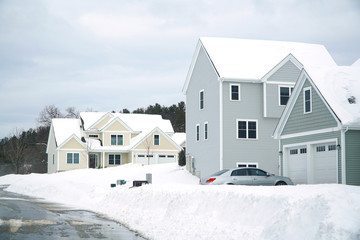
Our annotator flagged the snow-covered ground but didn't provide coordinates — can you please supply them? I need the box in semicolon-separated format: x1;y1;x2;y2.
1;163;359;240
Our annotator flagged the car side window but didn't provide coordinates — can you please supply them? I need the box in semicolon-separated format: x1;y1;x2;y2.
231;169;248;176
248;169;267;176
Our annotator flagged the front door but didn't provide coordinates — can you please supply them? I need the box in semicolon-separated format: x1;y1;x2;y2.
89;154;98;168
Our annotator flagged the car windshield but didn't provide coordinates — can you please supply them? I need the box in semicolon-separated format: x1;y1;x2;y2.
211;169;229;176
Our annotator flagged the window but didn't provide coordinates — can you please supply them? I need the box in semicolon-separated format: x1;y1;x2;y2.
109;154;121;165
199;90;204;110
290;149;298;155
138;154;145;158
237;162;258;168
154;134;160;145
111;135;123;145
89;134;99;138
196;124;200;141
231;169;248;176
159;155;166;158
279;86;294;106
328;145;336;151
316;146;326;152
304;87;312;113
248;169;267;176
300;148;307;154
204;122;208;140
237;120;257;139
230;84;240;101
67;153;79;164
167;155;175;158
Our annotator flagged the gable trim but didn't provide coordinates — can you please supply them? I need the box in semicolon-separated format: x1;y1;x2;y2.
57;134;85;150
261;54;303;82
100;117;134;132
278;127;341;139
88;112;113;130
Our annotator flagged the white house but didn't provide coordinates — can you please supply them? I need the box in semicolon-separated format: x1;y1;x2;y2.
46;112;184;173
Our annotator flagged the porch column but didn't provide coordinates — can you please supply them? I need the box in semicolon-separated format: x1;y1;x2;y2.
102;152;105;168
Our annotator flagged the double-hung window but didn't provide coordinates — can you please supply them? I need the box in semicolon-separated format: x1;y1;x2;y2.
196;124;200;141
67;153;79;164
230;84;240;101
237;120;258;140
304;87;312;113
109;154;121;165
111;134;123;145
154;134;160;145
279;86;294;106
204;122;208;140
199;90;204;110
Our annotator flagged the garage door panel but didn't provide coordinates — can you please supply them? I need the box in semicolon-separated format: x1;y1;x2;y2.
287;147;307;184
314;143;337;184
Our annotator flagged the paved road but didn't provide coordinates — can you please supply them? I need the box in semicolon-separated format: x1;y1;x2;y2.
0;186;145;240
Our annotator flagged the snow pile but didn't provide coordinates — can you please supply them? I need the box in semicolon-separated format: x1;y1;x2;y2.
1;163;360;240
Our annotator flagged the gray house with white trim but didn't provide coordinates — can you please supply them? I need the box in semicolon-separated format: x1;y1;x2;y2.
273;66;360;185
182;37;336;178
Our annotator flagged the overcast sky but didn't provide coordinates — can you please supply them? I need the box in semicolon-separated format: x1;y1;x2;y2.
0;0;359;139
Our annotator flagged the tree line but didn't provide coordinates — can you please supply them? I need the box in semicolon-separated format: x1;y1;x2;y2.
0;102;185;175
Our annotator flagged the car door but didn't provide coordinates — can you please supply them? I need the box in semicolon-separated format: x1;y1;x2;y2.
248;169;273;186
230;169;253;185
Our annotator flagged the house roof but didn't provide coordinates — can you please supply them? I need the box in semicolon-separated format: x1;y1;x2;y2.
306;65;360;126
352;58;360;67
80;112;174;133
183;37;336;94
171;132;186;147
274;65;360;138
51;118;82;146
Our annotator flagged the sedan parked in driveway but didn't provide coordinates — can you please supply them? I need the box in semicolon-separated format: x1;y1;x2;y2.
199;167;294;186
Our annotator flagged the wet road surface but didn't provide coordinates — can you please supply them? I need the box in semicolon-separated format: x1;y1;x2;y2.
0;186;145;239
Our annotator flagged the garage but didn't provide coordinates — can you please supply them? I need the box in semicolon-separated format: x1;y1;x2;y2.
287;146;307;184
285;141;338;184
313;143;337;183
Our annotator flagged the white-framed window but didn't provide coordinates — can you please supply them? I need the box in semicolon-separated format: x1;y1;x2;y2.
196;124;200;141
300;148;307;154
111;134;123;145
230;84;240;101
279;86;294;106
89;134;99;138
109;154;121;165
236;162;258;168
290;149;298;155
304;87;312;114
328;145;337;151
154;134;160;145
316;146;326;152
204;122;208;140
199;90;204;110
67;153;79;164
236;119;258;140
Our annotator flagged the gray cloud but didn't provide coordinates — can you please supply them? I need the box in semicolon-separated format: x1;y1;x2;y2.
0;0;359;138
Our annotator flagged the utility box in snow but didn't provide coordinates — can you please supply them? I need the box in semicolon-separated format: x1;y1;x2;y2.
146;173;152;184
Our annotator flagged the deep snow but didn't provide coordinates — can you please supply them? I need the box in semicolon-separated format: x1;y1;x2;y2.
0;163;359;240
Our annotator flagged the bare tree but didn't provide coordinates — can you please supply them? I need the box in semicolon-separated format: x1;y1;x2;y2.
37;105;63;127
142;137;153;165
65;107;79;118
6;128;27;174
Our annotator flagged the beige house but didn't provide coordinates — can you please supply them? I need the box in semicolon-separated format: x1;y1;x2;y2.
46;112;185;173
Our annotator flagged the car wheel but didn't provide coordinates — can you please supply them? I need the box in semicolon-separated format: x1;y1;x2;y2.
275;181;287;186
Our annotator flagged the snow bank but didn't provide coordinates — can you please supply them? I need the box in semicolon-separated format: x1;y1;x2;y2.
1;163;359;240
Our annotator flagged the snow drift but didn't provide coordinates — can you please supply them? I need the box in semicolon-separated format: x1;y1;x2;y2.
0;163;359;240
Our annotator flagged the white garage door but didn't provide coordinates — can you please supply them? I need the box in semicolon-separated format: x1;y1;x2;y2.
313;143;337;184
287;146;308;184
136;154;155;165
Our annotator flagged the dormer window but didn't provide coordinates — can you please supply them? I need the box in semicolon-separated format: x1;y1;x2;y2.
279;86;294;106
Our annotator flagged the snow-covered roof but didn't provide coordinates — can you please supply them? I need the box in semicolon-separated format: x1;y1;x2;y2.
352;58;360;67
51;118;82;146
171;133;186;147
80;112;174;134
307;66;360;126
199;37;337;80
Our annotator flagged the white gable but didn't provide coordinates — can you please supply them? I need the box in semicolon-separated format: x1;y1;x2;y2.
199;37;337;80
52;118;82;146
